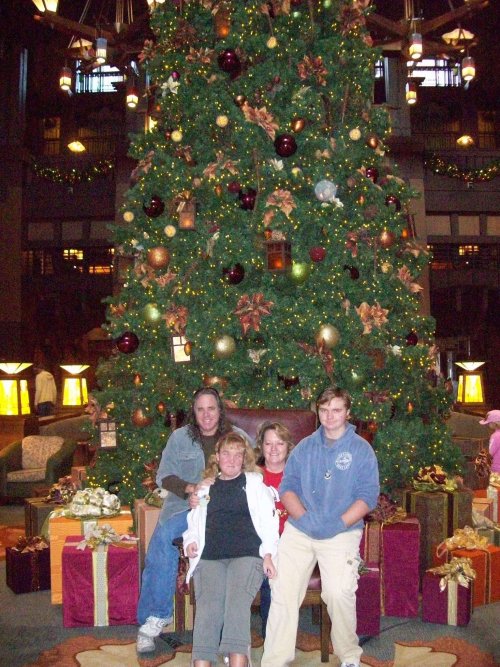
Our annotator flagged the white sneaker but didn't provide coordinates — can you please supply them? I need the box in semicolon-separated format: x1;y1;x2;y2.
136;616;173;653
136;633;156;653
340;662;360;667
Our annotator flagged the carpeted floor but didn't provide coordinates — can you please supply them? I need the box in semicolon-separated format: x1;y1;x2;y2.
1;505;499;667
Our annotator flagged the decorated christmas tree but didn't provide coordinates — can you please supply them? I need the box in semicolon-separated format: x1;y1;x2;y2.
88;0;461;505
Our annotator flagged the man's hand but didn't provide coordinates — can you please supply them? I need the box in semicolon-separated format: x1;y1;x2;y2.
263;554;277;579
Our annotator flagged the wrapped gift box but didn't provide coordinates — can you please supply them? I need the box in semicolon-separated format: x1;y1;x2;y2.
487;485;500;522
356;569;380;635
70;466;87;489
433;546;500;607
134;499;161;570
472;498;494;521
473;489;487;499
422;572;472;626
62;536;139;626
359;517;420;617
397;489;472;577
48;507;133;604
6;542;51;594
452;437;488;458
25;497;56;538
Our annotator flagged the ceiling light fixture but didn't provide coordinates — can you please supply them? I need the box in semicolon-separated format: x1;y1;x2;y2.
456;134;474;148
408;32;423;60
461;55;476;82
32;0;59;12
68;140;86;153
405;81;417;105
59;65;72;92
95;37;107;65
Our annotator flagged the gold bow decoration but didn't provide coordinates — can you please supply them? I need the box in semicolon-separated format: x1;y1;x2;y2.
413;464;458;492
489;472;500;488
397;265;424;294
355;301;389;334
172;190;194;213
186;46;215;64
233;293;274;335
261;0;291;17
142;459;160;492
427;557;476;591
203;151;240;180
242;103;280;140
130;149;155;184
436;526;490;560
134;262;156;288
297;340;334;379
162;304;189;335
13;536;49;553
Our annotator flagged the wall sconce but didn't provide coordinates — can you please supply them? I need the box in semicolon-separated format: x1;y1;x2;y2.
171;335;191;363
32;0;59;12
456;134;474;148
408;33;423;60
0;363;33;416
405;81;417;105
265;240;292;271
455;360;486;406
67;140;86;153
178;197;197;230
60;365;89;408
98;417;118;449
461;56;476;82
126;79;139;109
95;37;107;65
59;65;72;92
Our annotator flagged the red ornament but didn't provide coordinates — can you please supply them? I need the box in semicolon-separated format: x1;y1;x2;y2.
239;188;257;210
156;401;167;415
406;331;419;346
274;133;297;158
365;166;378;183
385;194;401;211
227;180;241;194
223;263;245;284
143;195;165;218
217;49;241;74
309;246;326;263
171;71;180;81
343;264;360;280
131;407;153;428
115;331;139;354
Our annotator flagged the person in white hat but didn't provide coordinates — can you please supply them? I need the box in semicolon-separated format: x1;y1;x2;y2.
479;410;500;482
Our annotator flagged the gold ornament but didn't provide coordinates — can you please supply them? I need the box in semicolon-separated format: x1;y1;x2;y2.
290;117;306;133
203;374;228;390
216;114;229;128
349;128;361;141
214;183;223;197
131;407;153;427
133;373;142;386
379;229;396;249
366;133;380;149
234;94;247;107
214;334;236;359
164;224;177;238
171;130;183;143
267;36;278;49
156;401;167;415
315;324;340;349
380;261;393;274
147;246;170;269
184;340;193;356
123;211;135;222
291;166;302;178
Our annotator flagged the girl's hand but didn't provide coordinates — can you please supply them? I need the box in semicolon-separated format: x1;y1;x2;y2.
263;554;277;579
195;477;215;493
186;542;198;558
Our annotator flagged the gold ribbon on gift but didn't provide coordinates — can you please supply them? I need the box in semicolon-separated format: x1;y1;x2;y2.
427;556;476;590
489;472;500;488
92;546;109;626
436;525;490;559
447;580;458;625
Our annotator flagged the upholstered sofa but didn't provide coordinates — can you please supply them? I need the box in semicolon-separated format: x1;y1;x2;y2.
0;414;91;500
225;406;317;445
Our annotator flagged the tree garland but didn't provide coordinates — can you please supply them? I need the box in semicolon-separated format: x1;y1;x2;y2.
31;158;115;186
425;154;500;183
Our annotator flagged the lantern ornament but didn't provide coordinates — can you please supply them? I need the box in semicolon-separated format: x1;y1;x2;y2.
126;79;139;109
95;37;107;65
178;197;197;230
461;56;475;82
406;81;417;105
98;417;118;449
408;33;423;60
171;335;191;363
59;66;72;92
0;363;33;416
60;365;89;408
265;240;292;271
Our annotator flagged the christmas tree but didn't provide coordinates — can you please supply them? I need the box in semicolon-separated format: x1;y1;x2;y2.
88;0;461;505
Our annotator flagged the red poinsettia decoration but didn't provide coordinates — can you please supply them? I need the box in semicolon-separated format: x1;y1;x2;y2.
233;293;274;335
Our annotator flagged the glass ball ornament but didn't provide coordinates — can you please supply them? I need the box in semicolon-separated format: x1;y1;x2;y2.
267;36;277;48
365;133;380;149
222;263;245;284
147;246;170;268
233;94;247;107
214;334;236;359
380;261;393;274
184;340;193;356
216;114;229;128
349;127;361;141
314;179;338;202
290;117;306;133
239;188;257;210
123;210;135;222
227;180;241;194
379;229;396;249
171;71;181;81
115;331;139;354
143;195;165;218
406;331;419;346
142;303;162;324
365;167;378;183
315;324;340;348
343;264;360;280
171;130;183;143
274;133;297;158
309;246;326;262
288;262;310;284
217;49;241;74
164;224;177;238
385;194;401;211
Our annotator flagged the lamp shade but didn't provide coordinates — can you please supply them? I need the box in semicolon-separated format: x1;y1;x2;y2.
32;0;59;12
60;365;89;408
461;56;475;82
455;360;486;406
406;81;417;105
126;85;139;109
67;140;86;153
59;66;72;92
95;37;107;65
0;363;33;416
408;33;423;60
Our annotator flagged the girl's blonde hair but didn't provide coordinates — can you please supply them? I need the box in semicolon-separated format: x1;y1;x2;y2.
203;432;256;478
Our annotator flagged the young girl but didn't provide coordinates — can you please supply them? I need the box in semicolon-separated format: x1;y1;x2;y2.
183;432;279;667
479;409;500;480
255;421;295;638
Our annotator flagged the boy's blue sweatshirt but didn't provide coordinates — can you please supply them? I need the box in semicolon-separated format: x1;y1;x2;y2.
280;423;380;539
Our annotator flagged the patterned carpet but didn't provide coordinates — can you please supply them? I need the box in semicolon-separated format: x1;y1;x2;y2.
20;632;499;667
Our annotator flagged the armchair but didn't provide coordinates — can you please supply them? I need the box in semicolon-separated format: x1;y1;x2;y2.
0;435;77;500
225;406;317;445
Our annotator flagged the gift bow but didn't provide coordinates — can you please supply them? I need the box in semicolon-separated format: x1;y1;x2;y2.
413;464;457;493
13;536;49;553
427;556;476;591
436;525;490;560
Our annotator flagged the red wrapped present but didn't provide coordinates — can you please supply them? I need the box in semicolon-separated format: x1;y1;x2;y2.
62;536;139;627
6;537;51;594
422;571;472;626
356;569;380;636
359;516;420;617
